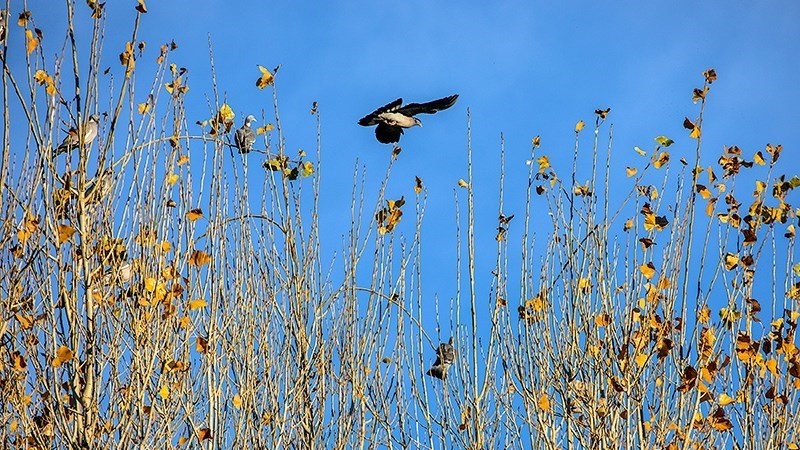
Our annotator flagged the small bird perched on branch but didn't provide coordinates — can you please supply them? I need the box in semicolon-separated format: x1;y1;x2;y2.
426;337;456;380
234;115;257;154
83;167;114;205
358;95;458;144
56;114;99;155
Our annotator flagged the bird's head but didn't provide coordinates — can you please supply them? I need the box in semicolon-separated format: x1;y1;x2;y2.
89;114;100;123
413;118;423;128
245;115;257;125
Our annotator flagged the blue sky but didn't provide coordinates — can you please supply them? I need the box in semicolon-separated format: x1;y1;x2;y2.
23;1;800;319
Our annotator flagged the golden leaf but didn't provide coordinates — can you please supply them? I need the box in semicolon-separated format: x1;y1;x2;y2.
536;155;550;173
532;135;541;147
158;384;169;400
218;103;235;123
57;224;76;244
724;253;738;271
301;161;314;177
457;179;469;188
196;336;208;353
166;173;179;185
25;29;39;55
625;167;637;177
255;65;274;89
635;352;649;368
188;298;207;310
144;277;157;292
18;11;31;27
188;250;211;267
718;393;735;406
52;345;74;367
753;151;765;166
575;120;585;133
232;394;243;409
185;208;203;221
135;0;147;13
653;152;670;169
537;394;551;412
640;262;656;279
623;218;634;231
177;154;189;165
594;313;611;327
137;102;151;114
414;176;423;194
16;313;35;330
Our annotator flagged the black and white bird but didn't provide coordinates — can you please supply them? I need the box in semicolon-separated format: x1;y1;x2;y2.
56;114;99;155
234;115;257;154
83;167;114;205
358;95;458;144
426;337;456;380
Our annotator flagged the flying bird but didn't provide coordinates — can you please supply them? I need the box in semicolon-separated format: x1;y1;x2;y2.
426;337;456;380
358;95;458;144
234;115;257;154
56;114;99;155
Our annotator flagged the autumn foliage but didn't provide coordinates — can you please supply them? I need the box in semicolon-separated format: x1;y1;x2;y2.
1;3;799;450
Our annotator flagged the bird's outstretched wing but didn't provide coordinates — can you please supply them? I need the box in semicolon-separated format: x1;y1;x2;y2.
397;95;458;117
375;123;403;144
358;98;403;126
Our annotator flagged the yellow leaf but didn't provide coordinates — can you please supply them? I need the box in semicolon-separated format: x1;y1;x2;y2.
536;155;550;173
185;208;203;221
538;394;551;412
594;313;611;327
635;352;649;368
650;188;658;200
218;103;235;123
765;358;778;376
159;384;169;400
653;152;670;169
698;306;711;324
166;173;179;185
178;436;189;446
177;154;190;165
301;161;314;177
575;120;585;133
188;298;207;310
755;180;766;195
724;253;738;271
57;224;76;244
689;126;701;139
25;29;39;55
138;102;151;114
458;179;469;188
255;65;274;89
623;218;634;231
160;241;172;252
696;185;711;199
640;262;656;279
706;198;716;217
718;393;735;406
753;151;765;166
136;0;148;13
144;277;157;292
232;394;243;408
625;167;637;177
16;313;35;330
52;345;74;367
532;135;541;147
188;250;211;267
18;11;31;27
414;176;423;194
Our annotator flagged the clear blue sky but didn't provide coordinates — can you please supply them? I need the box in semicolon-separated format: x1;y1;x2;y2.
27;0;800;321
